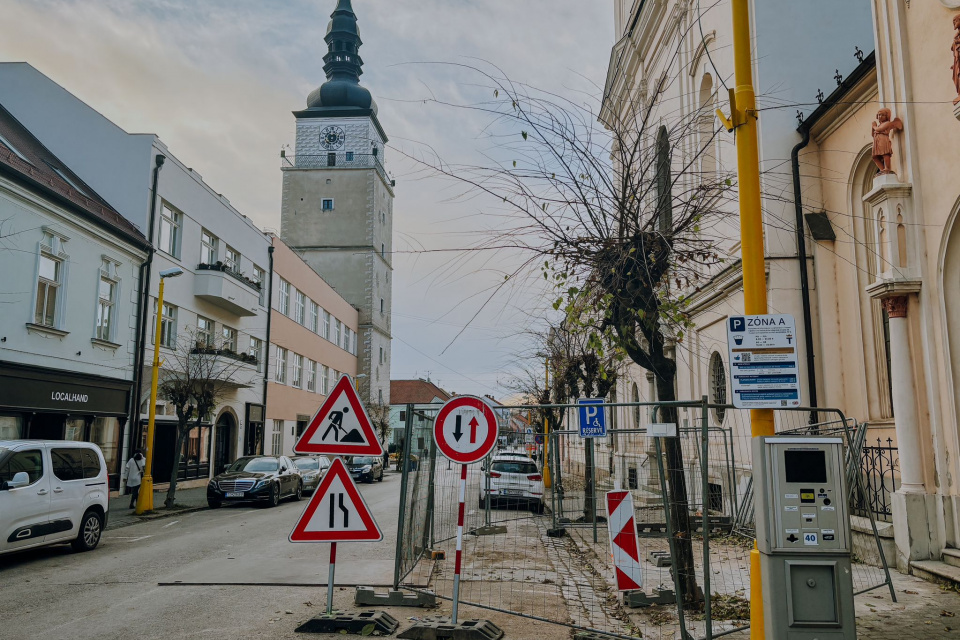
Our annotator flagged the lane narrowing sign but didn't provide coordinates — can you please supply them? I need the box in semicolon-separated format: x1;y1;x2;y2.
433;396;499;464
295;374;383;456
289;457;382;543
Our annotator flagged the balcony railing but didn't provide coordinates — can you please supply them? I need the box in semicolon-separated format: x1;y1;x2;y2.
190;346;259;367
197;262;261;292
281;152;393;186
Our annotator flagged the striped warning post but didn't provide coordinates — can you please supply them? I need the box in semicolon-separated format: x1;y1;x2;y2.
605;489;643;591
451;463;468;622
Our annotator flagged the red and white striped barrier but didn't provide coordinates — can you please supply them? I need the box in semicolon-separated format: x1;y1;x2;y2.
452;463;468;622
606;489;643;591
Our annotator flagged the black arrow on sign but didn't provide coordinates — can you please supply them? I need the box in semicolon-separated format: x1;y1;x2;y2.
453;415;464;442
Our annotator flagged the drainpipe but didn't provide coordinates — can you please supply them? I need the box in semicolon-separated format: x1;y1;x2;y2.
790;128;819;424
126;154;166;478
260;242;275;455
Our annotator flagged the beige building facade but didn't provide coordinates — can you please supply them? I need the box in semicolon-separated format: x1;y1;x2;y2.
797;0;960;575
265;236;358;457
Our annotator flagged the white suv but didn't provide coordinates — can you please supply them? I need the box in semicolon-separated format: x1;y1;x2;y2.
0;441;110;556
479;454;545;514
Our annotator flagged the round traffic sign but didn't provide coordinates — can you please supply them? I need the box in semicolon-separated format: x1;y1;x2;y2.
433;396;499;464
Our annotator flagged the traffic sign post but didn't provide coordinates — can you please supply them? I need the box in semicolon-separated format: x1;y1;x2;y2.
726;314;802;410
433;396;499;624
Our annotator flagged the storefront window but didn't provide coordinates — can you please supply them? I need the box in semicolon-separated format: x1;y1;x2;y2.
90;417;119;472
0;414;21;440
64;418;86;441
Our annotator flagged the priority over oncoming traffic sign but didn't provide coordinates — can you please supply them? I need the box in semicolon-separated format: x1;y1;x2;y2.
433;395;499;464
289;457;382;543
294;375;383;456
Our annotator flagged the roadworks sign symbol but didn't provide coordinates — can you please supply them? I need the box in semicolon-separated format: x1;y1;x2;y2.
294;374;383;456
606;490;643;591
289;457;382;543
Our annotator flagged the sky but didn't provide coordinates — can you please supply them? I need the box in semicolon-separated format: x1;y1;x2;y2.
0;0;615;398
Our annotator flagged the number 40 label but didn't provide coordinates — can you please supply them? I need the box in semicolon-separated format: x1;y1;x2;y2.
803;532;819;546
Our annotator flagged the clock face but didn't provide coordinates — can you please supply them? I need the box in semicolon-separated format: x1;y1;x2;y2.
320;126;345;151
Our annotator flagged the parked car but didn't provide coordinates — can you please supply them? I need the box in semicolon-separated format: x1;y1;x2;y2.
479;454;545;513
346;455;384;483
207;455;302;508
0;440;109;556
290;455;330;494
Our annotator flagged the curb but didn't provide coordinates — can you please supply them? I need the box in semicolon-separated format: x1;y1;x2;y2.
106;505;208;531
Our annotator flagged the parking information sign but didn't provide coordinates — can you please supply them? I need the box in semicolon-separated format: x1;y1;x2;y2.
578;398;607;438
727;314;802;409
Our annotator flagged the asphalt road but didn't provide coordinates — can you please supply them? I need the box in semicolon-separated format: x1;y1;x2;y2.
0;474;407;640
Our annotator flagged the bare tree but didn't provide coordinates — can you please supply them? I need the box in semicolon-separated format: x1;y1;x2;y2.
158;328;257;508
402;61;736;603
366;403;392;451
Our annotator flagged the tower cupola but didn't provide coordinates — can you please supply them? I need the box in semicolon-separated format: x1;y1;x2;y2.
305;0;377;114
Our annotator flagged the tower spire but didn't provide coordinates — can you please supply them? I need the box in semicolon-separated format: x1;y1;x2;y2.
305;0;376;113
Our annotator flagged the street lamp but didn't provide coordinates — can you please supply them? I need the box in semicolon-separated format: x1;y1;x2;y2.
136;267;184;514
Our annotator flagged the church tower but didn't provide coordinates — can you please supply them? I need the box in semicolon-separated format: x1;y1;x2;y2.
280;0;392;407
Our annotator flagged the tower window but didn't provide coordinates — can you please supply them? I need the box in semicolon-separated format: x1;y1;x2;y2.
327;153;336;167
380;298;384;313
709;352;727;424
322;199;334;211
381;243;385;258
346;152;354;162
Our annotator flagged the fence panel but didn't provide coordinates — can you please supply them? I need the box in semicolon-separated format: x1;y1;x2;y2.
393;400;896;640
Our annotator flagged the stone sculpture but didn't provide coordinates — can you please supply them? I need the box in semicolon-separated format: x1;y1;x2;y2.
952;14;960;104
871;108;903;175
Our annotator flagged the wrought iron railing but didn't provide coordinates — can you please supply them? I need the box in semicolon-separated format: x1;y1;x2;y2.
852;437;899;522
196;262;262;291
280;152;392;185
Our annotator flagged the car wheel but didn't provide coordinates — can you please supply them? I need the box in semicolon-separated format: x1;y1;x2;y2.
268;482;280;508
377;469;383;482
72;509;103;552
293;481;303;502
530;500;545;515
208;499;222;509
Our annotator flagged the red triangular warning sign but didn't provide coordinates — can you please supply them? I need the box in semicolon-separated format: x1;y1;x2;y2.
613;520;641;563
289;458;382;543
294;375;383;456
615;567;642;591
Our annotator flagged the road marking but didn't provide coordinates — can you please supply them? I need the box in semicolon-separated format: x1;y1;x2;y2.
162;520;180;528
106;535;153;542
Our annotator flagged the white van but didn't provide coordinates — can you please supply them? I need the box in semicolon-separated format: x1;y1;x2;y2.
0;440;110;556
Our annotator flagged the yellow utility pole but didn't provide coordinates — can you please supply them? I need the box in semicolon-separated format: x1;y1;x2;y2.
542;357;551;488
136;268;183;515
725;1;773;636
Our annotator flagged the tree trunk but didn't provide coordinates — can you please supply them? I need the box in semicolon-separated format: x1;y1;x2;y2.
164;424;188;508
656;374;701;605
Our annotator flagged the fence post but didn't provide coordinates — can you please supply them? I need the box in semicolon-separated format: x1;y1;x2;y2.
424;422;439;550
550;431;558;530
653;404;692;640
701;396;713;640
393;404;414;589
589;437;598;543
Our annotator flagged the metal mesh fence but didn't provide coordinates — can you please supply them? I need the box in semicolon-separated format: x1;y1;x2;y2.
393;400;896;640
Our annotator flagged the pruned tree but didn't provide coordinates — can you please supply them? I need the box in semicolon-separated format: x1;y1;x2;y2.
158;327;257;508
403;60;737;603
366;403;392;452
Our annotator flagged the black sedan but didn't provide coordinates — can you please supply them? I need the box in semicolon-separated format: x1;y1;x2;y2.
346;455;384;483
207;456;303;508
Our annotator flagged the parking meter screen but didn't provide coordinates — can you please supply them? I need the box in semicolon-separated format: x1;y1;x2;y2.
783;449;827;484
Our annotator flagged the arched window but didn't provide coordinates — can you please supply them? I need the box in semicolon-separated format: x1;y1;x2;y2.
698;74;716;180
632;382;641;427
709;352;727;424
656;126;672;235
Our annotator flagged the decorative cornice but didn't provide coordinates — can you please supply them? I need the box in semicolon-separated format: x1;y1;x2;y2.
689;31;717;77
863;175;913;206
865;277;922;300
939;0;960;8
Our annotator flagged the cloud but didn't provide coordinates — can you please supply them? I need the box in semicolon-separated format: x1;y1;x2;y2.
0;0;613;395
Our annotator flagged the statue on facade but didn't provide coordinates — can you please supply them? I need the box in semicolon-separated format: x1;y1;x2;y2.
952;14;960;104
871;108;903;175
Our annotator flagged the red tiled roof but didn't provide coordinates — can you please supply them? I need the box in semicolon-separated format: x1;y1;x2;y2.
0;103;147;246
390;379;451;405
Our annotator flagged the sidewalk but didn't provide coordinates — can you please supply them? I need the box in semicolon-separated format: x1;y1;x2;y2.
106;486;209;530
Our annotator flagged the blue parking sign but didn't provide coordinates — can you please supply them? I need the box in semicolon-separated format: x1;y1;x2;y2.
578;398;607;438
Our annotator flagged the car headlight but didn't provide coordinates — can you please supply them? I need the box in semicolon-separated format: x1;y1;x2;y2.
361;465;372;473
209;480;219;489
254;479;270;489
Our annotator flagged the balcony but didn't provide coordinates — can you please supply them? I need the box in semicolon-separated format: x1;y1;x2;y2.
194;263;260;317
280;152;393;187
188;347;259;388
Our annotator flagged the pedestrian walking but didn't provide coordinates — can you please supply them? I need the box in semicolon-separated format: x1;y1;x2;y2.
123;450;145;509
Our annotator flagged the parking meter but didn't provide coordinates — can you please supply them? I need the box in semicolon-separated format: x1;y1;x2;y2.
752;437;857;639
